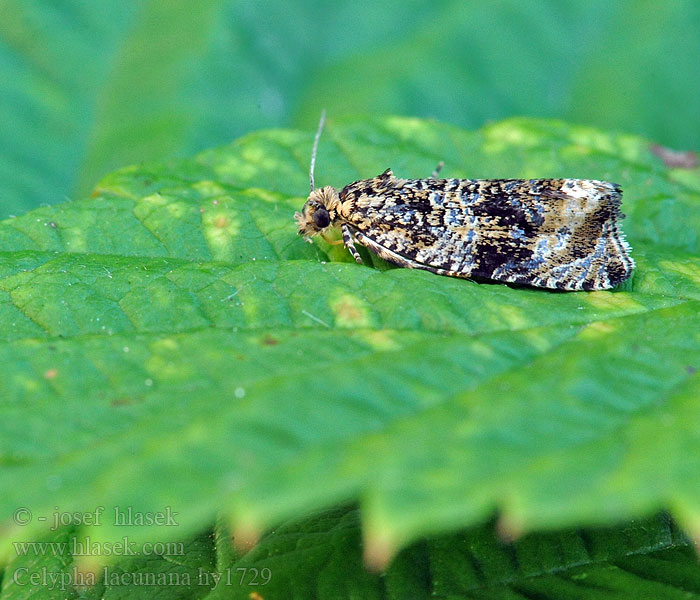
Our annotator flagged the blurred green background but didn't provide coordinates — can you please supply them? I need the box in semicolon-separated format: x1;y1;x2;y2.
1;0;698;219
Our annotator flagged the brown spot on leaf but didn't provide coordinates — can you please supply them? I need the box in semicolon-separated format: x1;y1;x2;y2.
111;397;132;407
363;532;395;572
233;522;260;552
650;143;699;169
214;216;229;228
331;294;370;327
336;300;363;322
43;368;58;380
496;513;523;543
262;334;279;346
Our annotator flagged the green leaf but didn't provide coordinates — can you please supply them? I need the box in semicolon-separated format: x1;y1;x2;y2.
220;509;700;600
1;525;215;599
0;116;699;577
2;1;699;217
1;527;80;599
4;509;697;598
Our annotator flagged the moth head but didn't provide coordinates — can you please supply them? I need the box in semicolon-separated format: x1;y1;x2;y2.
295;186;341;238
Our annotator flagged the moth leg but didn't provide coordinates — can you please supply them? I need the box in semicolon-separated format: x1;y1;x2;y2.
430;161;445;179
341;224;363;264
321;232;344;246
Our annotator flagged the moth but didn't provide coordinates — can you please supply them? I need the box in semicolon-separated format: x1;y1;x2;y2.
295;112;634;291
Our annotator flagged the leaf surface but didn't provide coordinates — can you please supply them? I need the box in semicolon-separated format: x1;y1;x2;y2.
0;117;698;573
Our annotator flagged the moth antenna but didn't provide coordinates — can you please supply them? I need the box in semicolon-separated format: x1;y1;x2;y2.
309;109;326;193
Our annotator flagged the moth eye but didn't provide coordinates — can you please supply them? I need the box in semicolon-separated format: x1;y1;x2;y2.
312;207;331;228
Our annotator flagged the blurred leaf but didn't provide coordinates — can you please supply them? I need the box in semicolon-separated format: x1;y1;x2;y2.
0;117;698;575
1;0;699;217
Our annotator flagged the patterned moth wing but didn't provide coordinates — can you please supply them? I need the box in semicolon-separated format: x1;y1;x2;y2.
296;169;635;291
